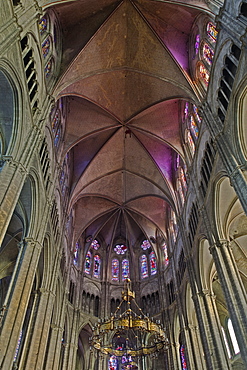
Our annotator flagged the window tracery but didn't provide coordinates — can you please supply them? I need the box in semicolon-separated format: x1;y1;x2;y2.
114;244;127;255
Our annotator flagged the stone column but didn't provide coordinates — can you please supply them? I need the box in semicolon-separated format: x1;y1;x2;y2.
181;325;205;370
210;240;247;366
65;309;80;369
44;324;63;370
169;341;180;370
0;238;42;369
24;288;55;369
192;289;230;370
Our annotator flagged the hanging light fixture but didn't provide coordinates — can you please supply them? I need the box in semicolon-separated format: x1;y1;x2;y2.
90;279;169;366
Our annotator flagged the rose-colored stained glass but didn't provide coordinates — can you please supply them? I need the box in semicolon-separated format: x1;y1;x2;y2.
90;239;100;250
114;244;127;255
141;239;151;250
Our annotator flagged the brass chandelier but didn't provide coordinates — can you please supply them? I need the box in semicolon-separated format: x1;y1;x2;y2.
90;279;169;366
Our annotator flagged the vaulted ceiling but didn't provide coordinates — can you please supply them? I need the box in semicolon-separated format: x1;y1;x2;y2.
49;0;211;252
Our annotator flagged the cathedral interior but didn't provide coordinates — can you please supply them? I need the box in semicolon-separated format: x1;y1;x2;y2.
1;0;247;369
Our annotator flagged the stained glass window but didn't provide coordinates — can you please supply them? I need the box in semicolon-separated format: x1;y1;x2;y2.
108;355;117;370
193;105;201;123
90;239;100;250
112;259;119;281
184;101;189;121
141;240;151;250
52;110;60;132
149;251;157;275
206;22;218;43
93;254;101;278
42;38;50;58
179;166;187;192
186;130;195;156
190;115;199;139
13;330;23;362
84;251;91;274
178;179;185;205
163;243;169;266
114;244;127;255
54;127;61;147
140;255;148;279
39;17;47;35
199;63;210;85
180;344;187;369
45;59;52;77
195;34;200;55
73;242;79;266
122;259;129;280
203;42;214;65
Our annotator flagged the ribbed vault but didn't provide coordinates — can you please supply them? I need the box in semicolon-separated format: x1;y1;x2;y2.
51;0;210;251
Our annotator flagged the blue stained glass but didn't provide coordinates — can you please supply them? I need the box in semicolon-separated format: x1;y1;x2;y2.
193;105;202;123
112;259;119;281
42;38;50;58
140;255;148;279
93;254;101;278
39;17;47;34
108;355;117;370
180;344;187;369
54;127;60;147
84;251;91;274
150;251;157;275
45;59;52;77
122;259;129;280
